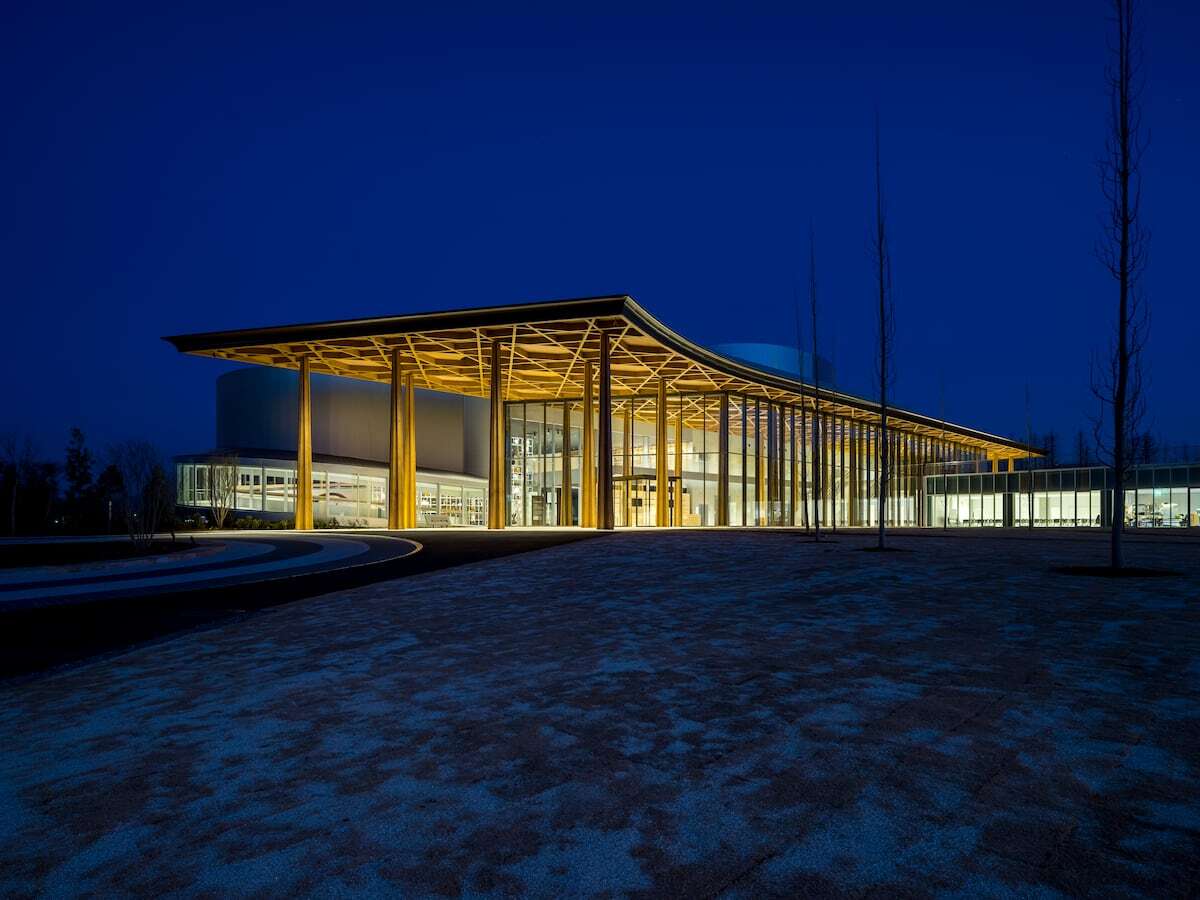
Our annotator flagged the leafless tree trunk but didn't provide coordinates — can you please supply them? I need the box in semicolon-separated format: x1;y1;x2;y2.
1091;0;1148;569
939;375;948;529
1075;430;1092;466
209;454;239;529
111;441;169;549
809;224;822;542
793;284;810;531
1;434;36;536
1025;384;1035;530
871;110;895;549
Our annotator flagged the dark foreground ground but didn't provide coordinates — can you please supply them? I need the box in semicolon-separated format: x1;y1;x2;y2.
0;529;593;677
1;530;1198;897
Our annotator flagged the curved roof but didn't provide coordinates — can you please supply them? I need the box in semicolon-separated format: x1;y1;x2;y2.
165;294;1039;458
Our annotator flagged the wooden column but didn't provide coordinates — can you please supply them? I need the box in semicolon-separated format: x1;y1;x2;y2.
623;403;633;523
756;402;765;525
388;349;404;529
403;372;416;527
561;399;573;526
674;402;683;527
581;360;595;528
295;355;313;530
768;405;777;525
777;403;786;525
596;332;614;530
849;423;858;527
655;378;668;527
789;407;798;526
799;401;809;529
487;340;506;529
717;393;729;526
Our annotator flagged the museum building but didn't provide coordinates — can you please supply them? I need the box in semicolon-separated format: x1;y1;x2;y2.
168;294;1045;530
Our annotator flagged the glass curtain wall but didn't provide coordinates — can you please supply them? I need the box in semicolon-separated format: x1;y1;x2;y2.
678;394;722;526
926;463;1200;528
504;393;981;528
506;401;582;526
177;462;389;523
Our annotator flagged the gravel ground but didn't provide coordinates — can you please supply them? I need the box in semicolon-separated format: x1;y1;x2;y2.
1;529;1197;897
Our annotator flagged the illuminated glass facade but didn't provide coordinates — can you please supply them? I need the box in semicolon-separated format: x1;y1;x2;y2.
171;296;1200;532
505;393;988;528
176;456;486;527
925;463;1200;528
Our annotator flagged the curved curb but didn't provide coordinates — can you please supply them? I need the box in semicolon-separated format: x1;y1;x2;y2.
1;534;423;610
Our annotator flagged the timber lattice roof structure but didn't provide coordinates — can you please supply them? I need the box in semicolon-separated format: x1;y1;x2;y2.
165;294;1038;458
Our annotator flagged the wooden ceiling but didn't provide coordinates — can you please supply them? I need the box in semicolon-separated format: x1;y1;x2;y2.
165;295;1037;458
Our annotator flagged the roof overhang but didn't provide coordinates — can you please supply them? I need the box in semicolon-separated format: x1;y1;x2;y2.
165;294;1040;458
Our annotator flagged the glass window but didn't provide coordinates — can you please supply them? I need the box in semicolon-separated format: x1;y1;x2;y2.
507;403;527;526
465;487;486;526
363;475;386;521
1059;489;1075;527
438;483;464;526
326;472;358;521
929;493;945;528
1168;488;1188;528
236;466;263;511
1124;489;1139;527
177;464;194;506
312;470;328;520
980;493;995;527
264;468;294;513
416;482;438;526
1016;491;1031;527
193;464;211;506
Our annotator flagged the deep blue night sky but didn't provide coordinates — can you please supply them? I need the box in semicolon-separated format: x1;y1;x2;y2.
3;2;1197;462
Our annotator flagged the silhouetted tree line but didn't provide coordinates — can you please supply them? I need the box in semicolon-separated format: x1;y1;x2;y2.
0;428;176;538
1024;429;1194;470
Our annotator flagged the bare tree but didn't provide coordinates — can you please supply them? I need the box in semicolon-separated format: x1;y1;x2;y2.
809;224;823;542
111;441;170;549
1025;385;1035;530
939;374;948;528
1091;0;1149;567
1;434;37;536
209;454;239;529
870;109;895;548
1043;431;1059;467
1134;431;1158;465
793;282;810;531
1075;430;1092;466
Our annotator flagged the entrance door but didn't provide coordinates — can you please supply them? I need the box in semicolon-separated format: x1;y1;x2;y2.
614;476;657;527
629;477;653;527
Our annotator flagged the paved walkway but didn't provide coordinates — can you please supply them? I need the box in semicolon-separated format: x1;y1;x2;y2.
0;533;414;606
0;531;1197;897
